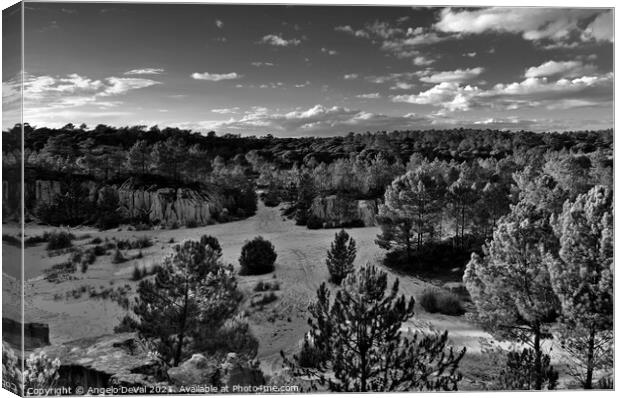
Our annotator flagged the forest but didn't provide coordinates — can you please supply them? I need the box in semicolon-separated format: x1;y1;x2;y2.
1;123;614;392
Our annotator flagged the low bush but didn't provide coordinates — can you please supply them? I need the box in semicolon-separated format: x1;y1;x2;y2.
185;220;198;228
197;316;259;357
496;348;558;390
418;288;465;316
306;215;323;230
254;280;280;292
111;249;127;264
239;236;277;275
46;231;75;251
250;291;278;307
296;334;327;368
90;237;103;245
2;234;20;246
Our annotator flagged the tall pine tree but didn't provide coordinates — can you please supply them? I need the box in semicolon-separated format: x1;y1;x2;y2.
326;229;356;285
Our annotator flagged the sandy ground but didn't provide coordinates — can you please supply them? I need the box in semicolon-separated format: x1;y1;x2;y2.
5;200;571;386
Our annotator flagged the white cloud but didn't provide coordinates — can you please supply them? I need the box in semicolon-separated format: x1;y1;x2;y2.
191;104;433;136
102;77;160;96
582;11;613;42
260;34;301;47
356;93;381;99
420;67;485;84
392;72;613;113
390;82;416;90
321;47;338;55
191;72;241;81
124;68;164;75
344;73;359;80
215;19;224;29
211;107;239;114
435;7;606;45
251;62;274;67
334;25;369;38
294;81;310;88
464;52;477;57
413;56;435;66
524;60;597;78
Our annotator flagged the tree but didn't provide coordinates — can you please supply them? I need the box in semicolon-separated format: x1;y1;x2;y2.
126;140;152;174
130;239;241;366
464;201;561;390
239;236;277;275
326;229;356;285
283;265;465;392
544;185;613;388
376;168;445;260
294;171;315;225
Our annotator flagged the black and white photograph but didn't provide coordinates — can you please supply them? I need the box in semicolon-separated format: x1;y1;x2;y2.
1;0;615;395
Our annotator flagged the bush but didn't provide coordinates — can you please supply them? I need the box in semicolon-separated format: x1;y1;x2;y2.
296;334;327;368
185;220;198;228
418;288;464;316
90;237;103;245
3;234;21;246
496;348;558;390
254;280;280;292
250;291;278;307
46;231;75;251
200;235;223;257
239;236;277;275
197;316;259;357
114;315;139;333
112;249;127;264
306;215;323;229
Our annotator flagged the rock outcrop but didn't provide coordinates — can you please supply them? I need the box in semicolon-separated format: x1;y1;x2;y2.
309;195;379;228
117;179;223;226
2;317;50;349
38;333;166;390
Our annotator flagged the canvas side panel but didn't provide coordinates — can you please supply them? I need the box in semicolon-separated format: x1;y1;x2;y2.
2;1;24;396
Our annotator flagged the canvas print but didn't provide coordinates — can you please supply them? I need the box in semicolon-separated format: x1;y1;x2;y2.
1;1;614;395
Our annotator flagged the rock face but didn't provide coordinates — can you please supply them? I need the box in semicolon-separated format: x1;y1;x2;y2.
2;317;50;349
309;195;379;228
38;333;165;389
117;179;224;227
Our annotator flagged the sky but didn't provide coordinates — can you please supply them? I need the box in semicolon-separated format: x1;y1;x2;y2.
2;2;615;136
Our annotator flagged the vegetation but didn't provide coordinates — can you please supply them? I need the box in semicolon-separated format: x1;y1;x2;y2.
239;236;277;275
325;229;356;285
496;348;558;390
126;239;243;366
418;289;464;316
282;265;465;392
45;231;75;250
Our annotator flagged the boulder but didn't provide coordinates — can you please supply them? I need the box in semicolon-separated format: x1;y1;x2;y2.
221;353;266;387
167;354;220;387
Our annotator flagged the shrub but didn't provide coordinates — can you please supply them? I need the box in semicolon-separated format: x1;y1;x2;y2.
23;351;61;391
112;249;127;264
326;229;356;285
239;236;277;275
3;234;20;246
46;231;75;251
114;314;139;333
418;288;465;316
200;235;223;257
254;280;280;292
197;316;259;357
296;334;327;368
90;237;103;245
185;220;198;228
250;291;278;307
80;262;88;273
496;348;558;390
306;215;323;229
263;190;281;207
92;245;107;256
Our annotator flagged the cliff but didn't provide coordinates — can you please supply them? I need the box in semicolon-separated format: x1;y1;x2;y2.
309;195;379;228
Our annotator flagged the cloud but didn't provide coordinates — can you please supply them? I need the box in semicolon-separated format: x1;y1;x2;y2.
582;11;613;42
260;34;301;47
390;82;416;90
211;107;239;114
191;72;241;81
392;72;613;113
2;72;160;127
524;60;597;78
124;68;164;75
420;67;485;83
344;73;359;80
356;93;381;99
435;7;608;45
251;62;274;67
294;81;310;88
334;25;369;38
321;47;338;55
464;52;477;58
215;19;224;29
190;104;434;136
413;56;435;66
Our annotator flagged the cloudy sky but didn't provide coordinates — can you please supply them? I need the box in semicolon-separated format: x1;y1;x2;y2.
2;2;614;135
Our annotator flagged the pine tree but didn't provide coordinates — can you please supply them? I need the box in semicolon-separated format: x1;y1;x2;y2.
464;200;561;390
544;185;613;388
130;240;241;366
326;229;356;285
126;140;152;174
283;265;465;392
